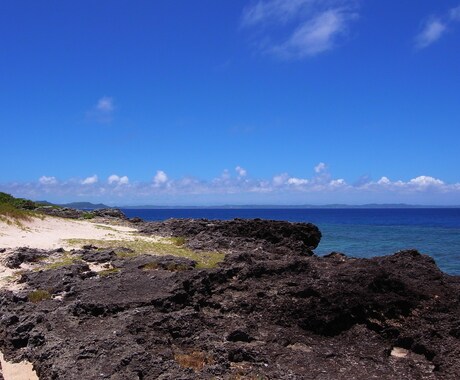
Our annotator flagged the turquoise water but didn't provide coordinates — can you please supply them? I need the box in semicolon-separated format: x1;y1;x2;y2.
121;208;460;275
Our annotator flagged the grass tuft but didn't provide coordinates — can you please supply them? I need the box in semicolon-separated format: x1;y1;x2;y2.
98;268;120;276
0;203;33;224
171;236;186;246
28;289;51;303
44;253;82;270
65;238;225;269
142;262;190;272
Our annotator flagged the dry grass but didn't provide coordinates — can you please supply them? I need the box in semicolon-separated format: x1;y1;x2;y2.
44;253;82;270
28;289;51;303
174;350;213;371
64;238;225;269
0;203;33;227
98;268;120;276
142;262;190;272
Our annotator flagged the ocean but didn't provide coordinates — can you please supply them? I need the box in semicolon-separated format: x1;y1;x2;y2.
120;208;460;276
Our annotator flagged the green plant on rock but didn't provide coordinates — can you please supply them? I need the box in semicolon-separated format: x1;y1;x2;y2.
28;289;51;303
64;238;225;269
45;253;82;270
98;268;120;277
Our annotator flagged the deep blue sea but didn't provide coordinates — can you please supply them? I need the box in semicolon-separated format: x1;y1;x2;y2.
121;208;460;276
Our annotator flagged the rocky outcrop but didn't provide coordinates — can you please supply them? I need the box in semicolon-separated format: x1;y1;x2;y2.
90;208;127;219
34;206;127;220
35;206;85;219
4;247;64;269
139;218;322;255
0;219;459;379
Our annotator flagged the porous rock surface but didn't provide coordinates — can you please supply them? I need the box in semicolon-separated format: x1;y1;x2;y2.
0;219;459;379
138;218;322;255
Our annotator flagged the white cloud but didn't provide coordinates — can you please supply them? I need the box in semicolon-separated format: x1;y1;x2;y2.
409;175;444;187
242;0;359;60
330;178;346;187
241;0;311;26
314;162;327;173
81;175;98;185
287;177;309;185
235;166;247;177
415;3;460;49
271;9;354;59
39;176;58;185
96;97;114;112
377;176;391;185
108;174;129;185
450;5;460;21
415;19;447;49
87;96;115;124
4;168;460;205
153;170;168;186
273;173;289;186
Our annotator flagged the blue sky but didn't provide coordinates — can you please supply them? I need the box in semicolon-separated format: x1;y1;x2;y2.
1;0;460;205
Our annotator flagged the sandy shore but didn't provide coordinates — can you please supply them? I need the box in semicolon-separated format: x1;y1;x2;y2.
0;215;142;251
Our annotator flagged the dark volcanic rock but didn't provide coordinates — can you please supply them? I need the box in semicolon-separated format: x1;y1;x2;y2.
91;208;127;219
18;263;94;294
112;254;196;271
35;206;84;219
80;249;116;263
5;247;59;269
0;220;459;379
34;206;127;220
139;218;321;255
130;217;143;224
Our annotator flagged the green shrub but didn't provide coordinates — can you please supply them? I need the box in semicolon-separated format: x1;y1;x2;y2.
82;212;95;219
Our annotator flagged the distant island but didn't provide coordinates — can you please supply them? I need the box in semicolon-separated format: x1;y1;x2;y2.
38;201;460;210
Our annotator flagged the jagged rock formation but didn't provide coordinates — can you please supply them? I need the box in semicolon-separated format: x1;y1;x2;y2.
0;219;459;379
35;206;127;220
138;218;322;255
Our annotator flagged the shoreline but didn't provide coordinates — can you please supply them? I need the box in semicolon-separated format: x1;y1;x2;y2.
1;214;459;379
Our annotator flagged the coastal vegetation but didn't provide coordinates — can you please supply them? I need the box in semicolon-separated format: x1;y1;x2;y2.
0;192;39;226
44;253;82;270
28;289;52;303
64;238;225;269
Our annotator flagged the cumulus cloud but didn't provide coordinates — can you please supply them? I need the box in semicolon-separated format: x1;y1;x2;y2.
235;166;247;177
272;173;289;186
287;177;309;186
408;176;444;187
153;170;168;186
377;176;391;185
314;162;327;173
415;19;447;49
81;175;98;185
330;178;346;187
241;0;359;60
38;176;58;185
108;174;129;185
3;168;460;205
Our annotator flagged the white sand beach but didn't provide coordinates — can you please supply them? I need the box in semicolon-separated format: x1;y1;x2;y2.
0;216;141;251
